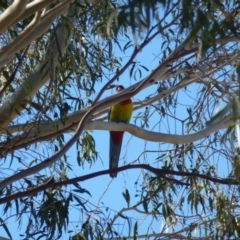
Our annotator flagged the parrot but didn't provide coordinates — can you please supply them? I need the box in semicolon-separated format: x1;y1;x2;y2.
108;85;133;178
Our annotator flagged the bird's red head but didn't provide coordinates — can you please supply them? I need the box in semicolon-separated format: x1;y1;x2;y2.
116;85;124;92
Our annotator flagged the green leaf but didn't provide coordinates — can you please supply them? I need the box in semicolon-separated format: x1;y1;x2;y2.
123;41;133;53
133;221;138;240
129;62;136;79
0;217;12;239
119;213;131;236
122;189;130;207
235;164;240;183
73;196;88;212
108;40;112;59
142;197;148;213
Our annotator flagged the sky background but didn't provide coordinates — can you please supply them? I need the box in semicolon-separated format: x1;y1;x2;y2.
0;6;233;240
0;32;167;239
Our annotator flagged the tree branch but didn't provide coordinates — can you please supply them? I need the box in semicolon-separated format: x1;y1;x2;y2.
0;11;41;59
13;0;55;24
0;0;74;66
0;0;81;129
0;0;28;34
0;164;237;204
0;112;234;154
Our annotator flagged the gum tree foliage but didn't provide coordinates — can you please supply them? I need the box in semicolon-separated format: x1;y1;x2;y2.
0;0;240;239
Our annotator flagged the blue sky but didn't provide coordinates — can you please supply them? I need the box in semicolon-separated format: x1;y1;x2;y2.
0;4;236;239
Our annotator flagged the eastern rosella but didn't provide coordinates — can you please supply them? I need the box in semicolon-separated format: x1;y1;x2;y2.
108;85;133;178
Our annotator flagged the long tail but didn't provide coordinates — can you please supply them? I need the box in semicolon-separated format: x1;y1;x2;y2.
109;131;124;178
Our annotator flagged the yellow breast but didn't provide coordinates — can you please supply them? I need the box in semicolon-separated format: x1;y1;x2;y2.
109;100;133;123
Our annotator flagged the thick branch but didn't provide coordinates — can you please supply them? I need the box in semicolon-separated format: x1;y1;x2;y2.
0;113;234;153
0;12;41;59
0;56;209;138
0;0;28;34
0;1;80;129
0;0;74;64
14;0;55;24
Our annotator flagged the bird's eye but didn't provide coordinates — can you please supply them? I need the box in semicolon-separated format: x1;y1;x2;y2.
116;85;124;92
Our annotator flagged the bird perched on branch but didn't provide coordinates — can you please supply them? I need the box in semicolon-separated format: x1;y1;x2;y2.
108;85;133;178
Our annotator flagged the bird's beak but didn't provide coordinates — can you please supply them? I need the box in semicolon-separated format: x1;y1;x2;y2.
107;85;116;90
